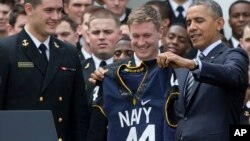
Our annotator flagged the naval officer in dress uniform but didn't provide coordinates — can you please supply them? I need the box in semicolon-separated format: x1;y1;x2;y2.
0;0;89;141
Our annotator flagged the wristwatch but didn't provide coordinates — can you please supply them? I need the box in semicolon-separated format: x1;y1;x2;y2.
190;58;199;71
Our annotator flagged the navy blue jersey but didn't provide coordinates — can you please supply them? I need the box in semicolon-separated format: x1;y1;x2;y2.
92;60;178;141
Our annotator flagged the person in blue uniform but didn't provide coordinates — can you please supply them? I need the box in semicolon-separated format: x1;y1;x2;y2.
87;5;178;141
93;60;178;141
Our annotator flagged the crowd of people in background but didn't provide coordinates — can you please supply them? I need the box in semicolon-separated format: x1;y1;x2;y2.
0;0;250;141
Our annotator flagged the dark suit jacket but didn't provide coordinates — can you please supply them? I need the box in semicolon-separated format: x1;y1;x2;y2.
82;58;97;106
76;41;86;66
166;0;193;24
228;38;234;48
227;38;240;48
120;8;131;25
174;43;249;141
184;48;198;59
0;29;90;141
76;37;89;66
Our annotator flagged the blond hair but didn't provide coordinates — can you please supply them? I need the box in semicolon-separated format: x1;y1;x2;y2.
127;5;161;31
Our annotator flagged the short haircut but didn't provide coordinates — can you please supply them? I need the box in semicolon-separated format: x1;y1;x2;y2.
8;4;26;27
169;22;187;30
81;5;103;24
144;1;172;22
60;15;78;32
168;22;192;46
24;0;43;8
0;0;15;8
88;8;120;28
117;34;131;43
127;5;161;31
229;0;250;16
191;0;223;19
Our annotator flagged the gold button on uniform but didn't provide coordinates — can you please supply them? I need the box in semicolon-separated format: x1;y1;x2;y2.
39;96;44;102
58;117;63;122
59;96;63;101
58;138;63;141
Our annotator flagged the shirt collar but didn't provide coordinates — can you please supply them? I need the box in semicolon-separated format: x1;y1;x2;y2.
133;53;142;66
198;40;222;57
103;4;126;22
133;49;160;66
120;12;126;22
231;36;240;48
92;55;113;69
169;0;193;17
24;25;50;50
81;47;92;60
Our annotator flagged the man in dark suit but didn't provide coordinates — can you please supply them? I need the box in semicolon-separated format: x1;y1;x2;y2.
103;0;131;24
157;0;249;140
0;0;89;141
166;0;193;24
228;0;250;48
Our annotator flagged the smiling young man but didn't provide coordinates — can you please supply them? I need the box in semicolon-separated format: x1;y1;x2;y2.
0;0;89;141
162;22;192;57
87;5;177;141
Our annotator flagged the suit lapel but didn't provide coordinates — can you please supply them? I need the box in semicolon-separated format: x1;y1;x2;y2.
186;80;200;107
83;58;96;79
85;58;96;71
228;38;234;48
186;43;226;107
175;68;188;111
41;38;65;93
204;43;226;63
19;30;47;75
82;58;96;92
175;68;188;95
